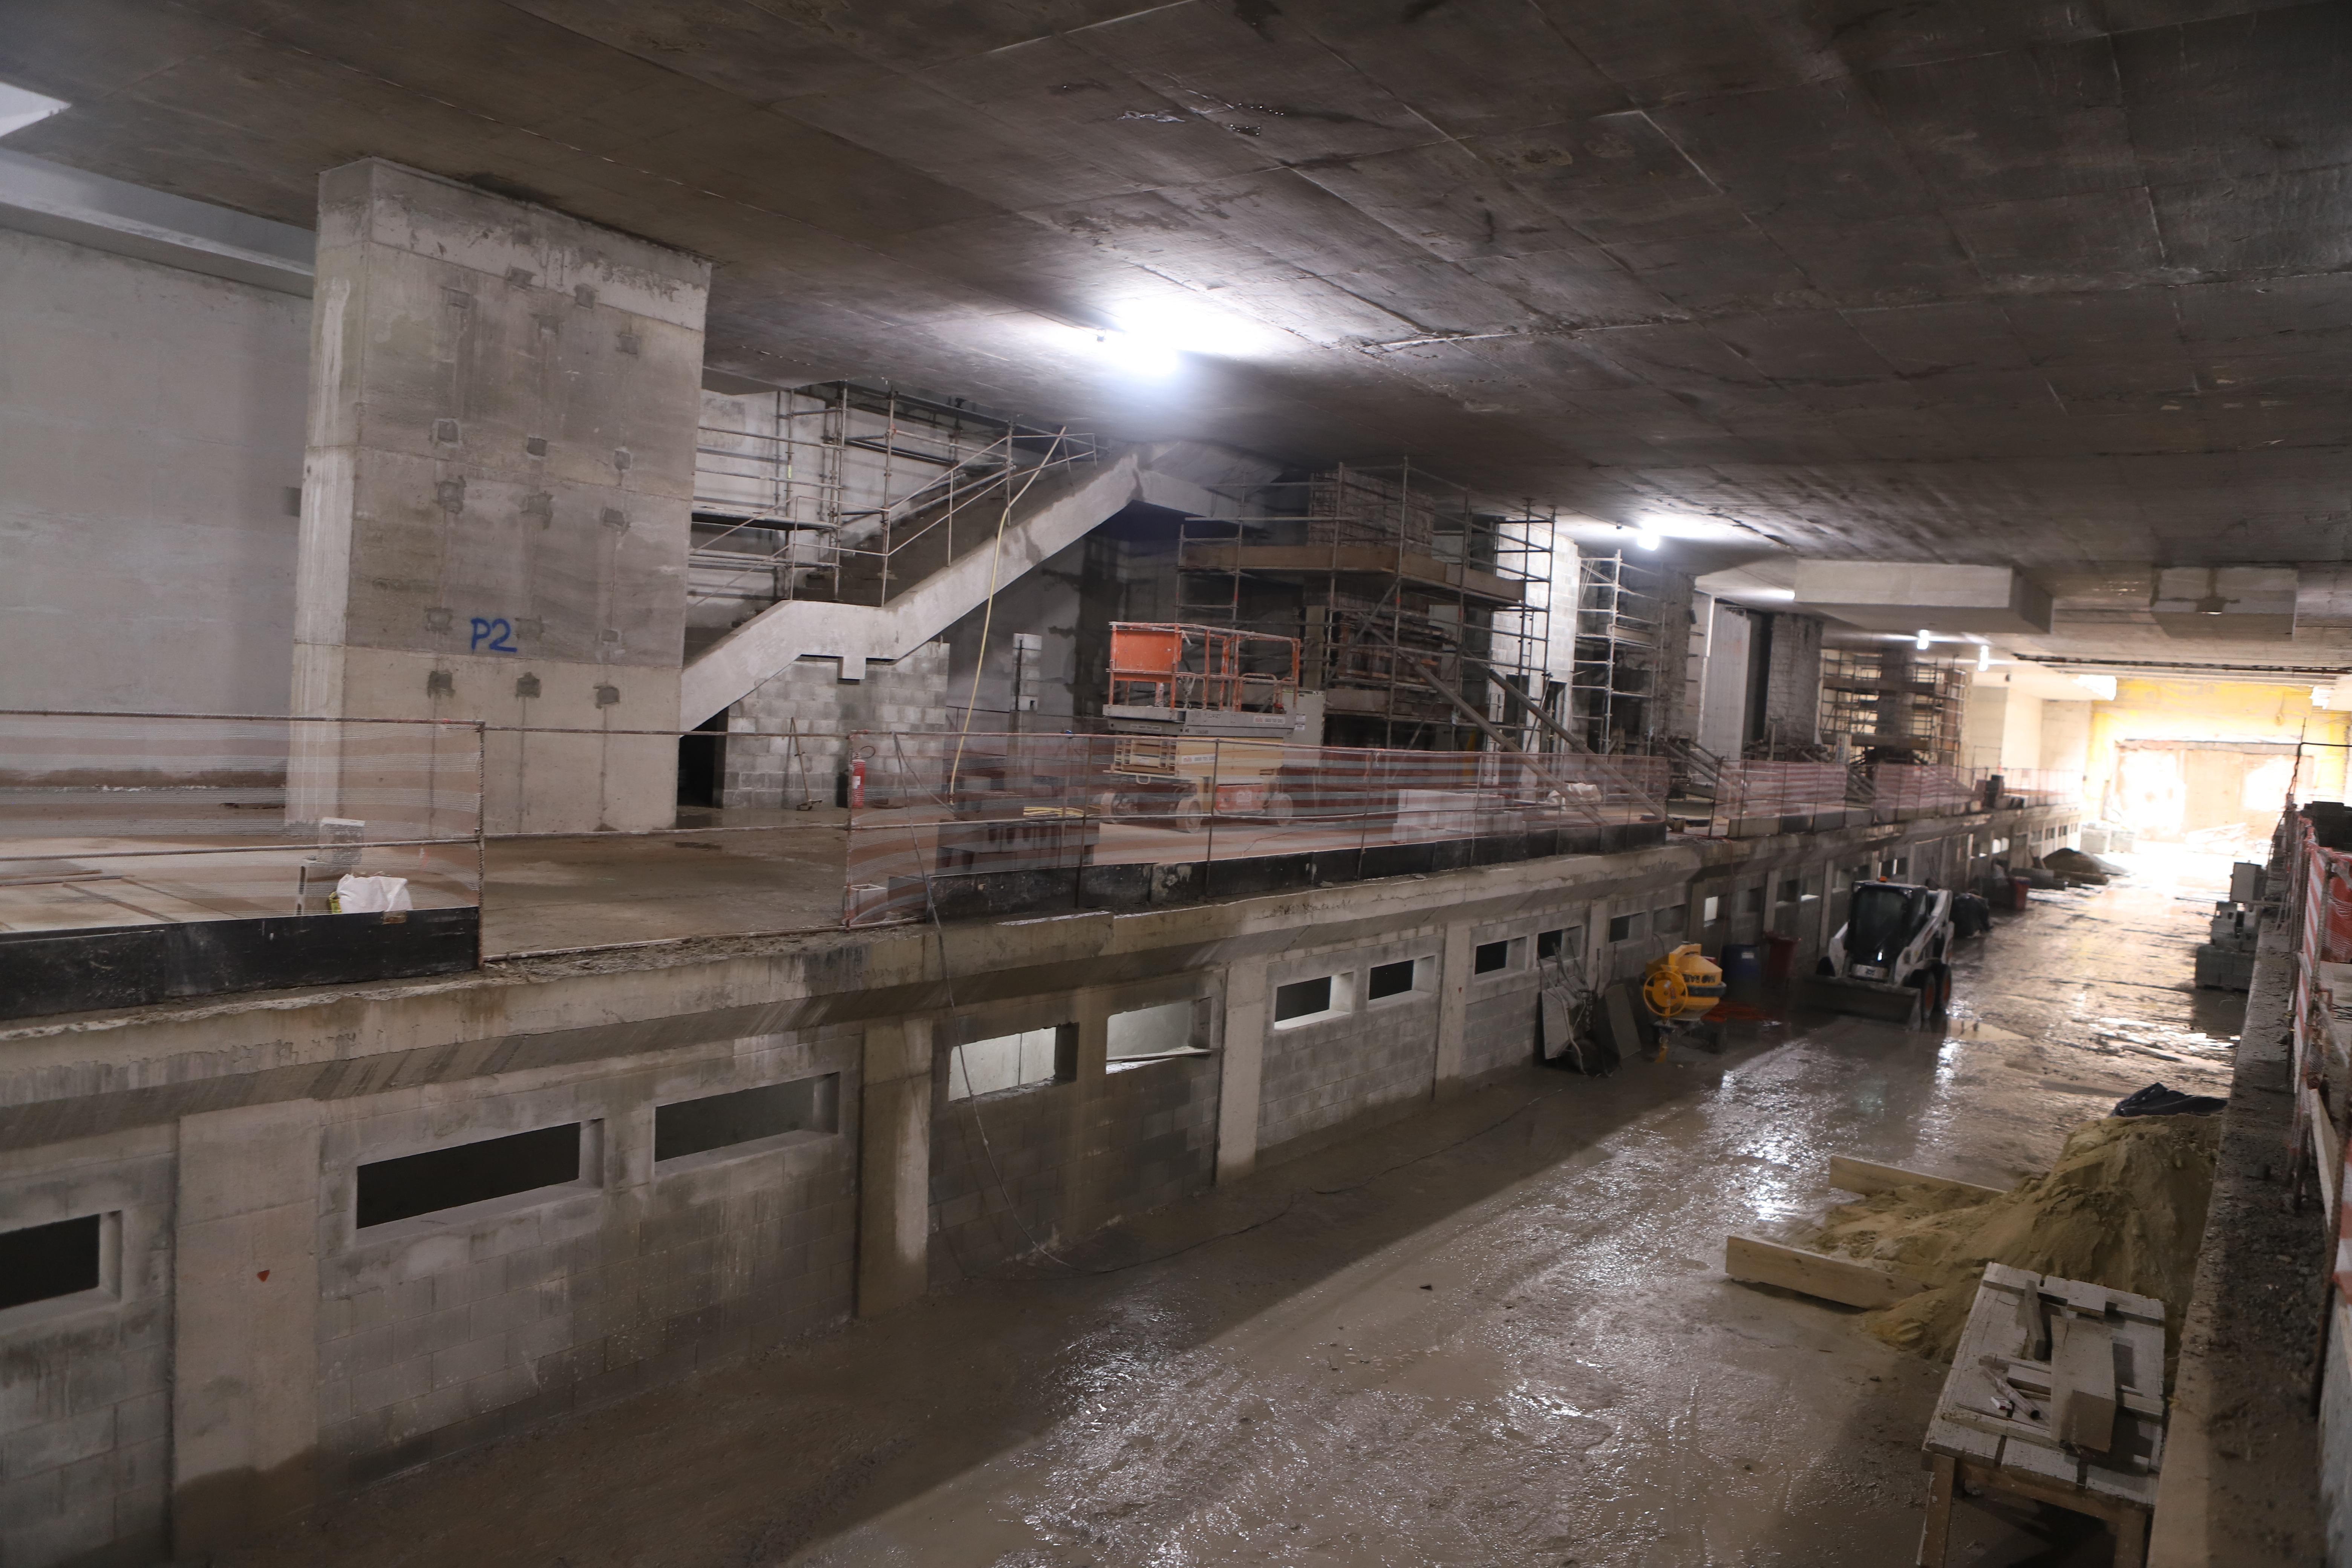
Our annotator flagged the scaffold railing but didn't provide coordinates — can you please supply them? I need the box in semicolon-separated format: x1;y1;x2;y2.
841;731;1666;927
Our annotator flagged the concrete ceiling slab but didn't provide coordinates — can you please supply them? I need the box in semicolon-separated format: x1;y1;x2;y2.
2;0;2349;673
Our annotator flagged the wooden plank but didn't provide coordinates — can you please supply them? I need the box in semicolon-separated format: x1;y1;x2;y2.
1998;1435;2084;1490
1830;1154;2007;1200
1724;1234;1924;1308
1916;1453;1957;1568
2306;1083;2341;1216
2050;1315;2119;1453
1923;1410;2004;1464
2112;1505;2150;1568
1982;1260;2041;1292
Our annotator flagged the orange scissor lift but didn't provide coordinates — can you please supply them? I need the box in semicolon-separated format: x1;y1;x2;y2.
1102;623;1306;831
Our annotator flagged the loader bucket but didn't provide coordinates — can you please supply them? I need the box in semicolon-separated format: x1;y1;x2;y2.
1798;976;1922;1026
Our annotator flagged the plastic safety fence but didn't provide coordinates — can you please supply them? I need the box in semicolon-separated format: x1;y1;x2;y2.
2277;810;2352;1317
0;712;484;934
1712;761;1848;825
1871;763;1979;814
842;732;1668;927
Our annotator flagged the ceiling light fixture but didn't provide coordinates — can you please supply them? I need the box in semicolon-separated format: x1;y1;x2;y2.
1633;527;1661;551
1977;644;1991;672
1914;629;1932;650
2074;674;2118;700
1091;327;1179;379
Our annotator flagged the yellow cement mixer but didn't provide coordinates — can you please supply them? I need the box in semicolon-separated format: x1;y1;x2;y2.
1643;943;1726;1021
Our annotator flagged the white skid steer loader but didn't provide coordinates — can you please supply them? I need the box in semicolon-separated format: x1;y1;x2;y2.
1802;880;1954;1026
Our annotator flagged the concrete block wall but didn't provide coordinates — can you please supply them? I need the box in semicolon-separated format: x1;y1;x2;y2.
927;986;1220;1284
1257;931;1446;1161
1459;914;1582;1082
728;643;950;808
929;1073;1078;1284
0;798;2089;1566
927;1059;1220;1285
0;1129;174;1568
310;1029;856;1491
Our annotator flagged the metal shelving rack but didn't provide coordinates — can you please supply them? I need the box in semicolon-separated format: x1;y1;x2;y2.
1170;462;1554;751
1569;550;1660;752
1817;643;1968;761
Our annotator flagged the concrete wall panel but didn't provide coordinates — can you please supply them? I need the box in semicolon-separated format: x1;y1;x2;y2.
0;228;307;720
0;1127;175;1568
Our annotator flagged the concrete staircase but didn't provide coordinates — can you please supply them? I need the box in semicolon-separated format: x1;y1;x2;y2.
679;440;1276;728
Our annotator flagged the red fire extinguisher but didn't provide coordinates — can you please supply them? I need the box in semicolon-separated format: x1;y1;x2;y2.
849;757;865;809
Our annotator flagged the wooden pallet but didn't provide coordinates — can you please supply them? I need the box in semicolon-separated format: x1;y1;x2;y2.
1918;1263;2166;1567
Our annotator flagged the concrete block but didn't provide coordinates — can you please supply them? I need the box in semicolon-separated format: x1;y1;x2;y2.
0;1466;62;1526
3;1510;114;1568
1;1406;114;1480
109;1389;167;1452
429;1335;508;1394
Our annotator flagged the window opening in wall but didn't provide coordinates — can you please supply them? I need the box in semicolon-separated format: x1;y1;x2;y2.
1848;863;1873;886
1742;886;1765;914
0;1214;103;1311
1273;974;1352;1026
1473;939;1512;973
1886;857;1908;877
1108;1000;1203;1068
656;1075;839;1163
1653;903;1686;936
1607;912;1645;943
948;1026;1073;1100
1701;896;1720;926
357;1124;586;1230
1779;878;1802;903
1368;957;1426;1000
1536;928;1569;960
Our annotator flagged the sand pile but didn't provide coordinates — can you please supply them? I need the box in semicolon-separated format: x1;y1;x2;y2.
1812;1115;2219;1367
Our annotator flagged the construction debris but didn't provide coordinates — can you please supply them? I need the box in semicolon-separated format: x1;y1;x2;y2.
1815;1117;2218;1372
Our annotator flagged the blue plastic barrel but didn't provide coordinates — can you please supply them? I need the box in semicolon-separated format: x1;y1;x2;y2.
1718;943;1763;982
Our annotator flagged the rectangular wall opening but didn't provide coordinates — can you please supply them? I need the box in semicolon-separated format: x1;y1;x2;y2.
0;1214;102;1311
357;1124;585;1230
1272;974;1351;1026
1607;912;1645;943
1108;1000;1204;1068
1367;957;1426;1000
1473;939;1511;973
947;1026;1073;1101
656;1075;839;1163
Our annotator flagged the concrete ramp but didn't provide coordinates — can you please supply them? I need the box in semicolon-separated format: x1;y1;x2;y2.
680;440;1272;727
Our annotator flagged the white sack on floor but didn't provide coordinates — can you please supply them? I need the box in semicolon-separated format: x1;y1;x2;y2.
332;874;412;913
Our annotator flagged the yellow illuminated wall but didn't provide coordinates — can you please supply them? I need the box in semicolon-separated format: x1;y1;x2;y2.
2084;678;2350;830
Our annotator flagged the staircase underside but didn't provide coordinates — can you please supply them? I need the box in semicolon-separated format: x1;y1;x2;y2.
679;440;1278;728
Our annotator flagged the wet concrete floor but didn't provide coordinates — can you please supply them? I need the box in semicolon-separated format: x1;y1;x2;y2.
233;848;2244;1568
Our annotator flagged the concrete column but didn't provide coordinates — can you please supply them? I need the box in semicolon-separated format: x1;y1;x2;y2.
171;1099;324;1558
293;159;709;833
856;1019;933;1316
1214;959;1268;1184
1432;923;1473;1098
1063;988;1112;1238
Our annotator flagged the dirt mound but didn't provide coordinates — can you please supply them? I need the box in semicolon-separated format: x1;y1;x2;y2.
1812;1116;2218;1369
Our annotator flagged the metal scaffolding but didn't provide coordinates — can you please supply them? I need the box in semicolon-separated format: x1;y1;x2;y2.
1569;550;1661;752
1170;462;1554;751
686;381;1096;652
1818;642;1968;763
